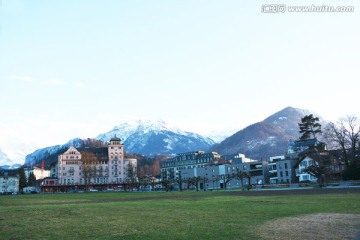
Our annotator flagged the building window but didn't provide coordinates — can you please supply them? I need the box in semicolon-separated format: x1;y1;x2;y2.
285;163;288;169
285;171;288;177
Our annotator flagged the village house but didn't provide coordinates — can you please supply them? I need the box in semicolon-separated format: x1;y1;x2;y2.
0;169;19;194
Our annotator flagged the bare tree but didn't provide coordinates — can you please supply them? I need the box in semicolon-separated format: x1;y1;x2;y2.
161;179;173;192
192;176;202;191
201;176;209;191
138;175;151;191
222;173;236;190
235;170;247;190
175;177;185;191
211;175;220;190
185;177;193;190
126;162;137;191
343;116;360;165
81;151;97;192
324;116;360;165
324;122;349;163
245;172;252;190
184;177;202;191
324;115;360;180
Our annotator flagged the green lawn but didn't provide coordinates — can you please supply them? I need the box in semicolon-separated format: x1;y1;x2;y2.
0;191;359;240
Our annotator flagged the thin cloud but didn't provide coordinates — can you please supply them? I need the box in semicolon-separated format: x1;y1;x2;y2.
74;82;86;88
43;78;66;86
11;75;33;82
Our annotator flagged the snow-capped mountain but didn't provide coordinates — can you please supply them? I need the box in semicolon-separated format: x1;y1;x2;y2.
96;120;215;155
210;107;325;160
0;148;13;166
24;120;216;166
96;122;138;143
0;132;39;169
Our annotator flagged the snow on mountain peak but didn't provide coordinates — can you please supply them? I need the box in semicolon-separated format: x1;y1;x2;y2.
0;131;38;166
97;120;190;142
135;120;172;133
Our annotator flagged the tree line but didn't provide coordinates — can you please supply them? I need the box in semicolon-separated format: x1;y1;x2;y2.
161;171;255;192
298;114;360;184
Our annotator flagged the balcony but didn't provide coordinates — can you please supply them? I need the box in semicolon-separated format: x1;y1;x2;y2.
269;172;277;178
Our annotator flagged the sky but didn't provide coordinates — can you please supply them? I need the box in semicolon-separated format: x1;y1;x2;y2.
0;0;360;149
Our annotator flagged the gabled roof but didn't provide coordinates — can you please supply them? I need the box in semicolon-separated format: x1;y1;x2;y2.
62;146;81;155
294;150;341;168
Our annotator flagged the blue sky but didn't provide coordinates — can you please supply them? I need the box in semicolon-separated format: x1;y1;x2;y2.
0;0;359;147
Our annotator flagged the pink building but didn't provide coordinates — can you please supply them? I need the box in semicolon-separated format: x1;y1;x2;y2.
45;137;137;192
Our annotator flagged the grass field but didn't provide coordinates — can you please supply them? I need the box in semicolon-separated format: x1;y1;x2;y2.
1;189;360;240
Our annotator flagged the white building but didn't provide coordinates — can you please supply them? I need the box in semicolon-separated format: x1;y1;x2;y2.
25;167;50;180
296;156;318;182
0;171;19;194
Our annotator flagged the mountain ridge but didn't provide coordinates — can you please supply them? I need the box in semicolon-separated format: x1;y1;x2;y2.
23;121;216;166
210;106;323;160
95;120;215;156
1;107;324;168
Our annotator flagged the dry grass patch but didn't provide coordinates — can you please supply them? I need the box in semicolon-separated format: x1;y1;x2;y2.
258;213;360;240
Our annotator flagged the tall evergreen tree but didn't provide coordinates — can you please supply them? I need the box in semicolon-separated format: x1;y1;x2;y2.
298;114;328;186
299;114;322;141
18;166;27;191
28;172;36;186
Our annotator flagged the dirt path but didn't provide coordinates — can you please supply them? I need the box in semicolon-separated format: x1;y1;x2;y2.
257;213;360;240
